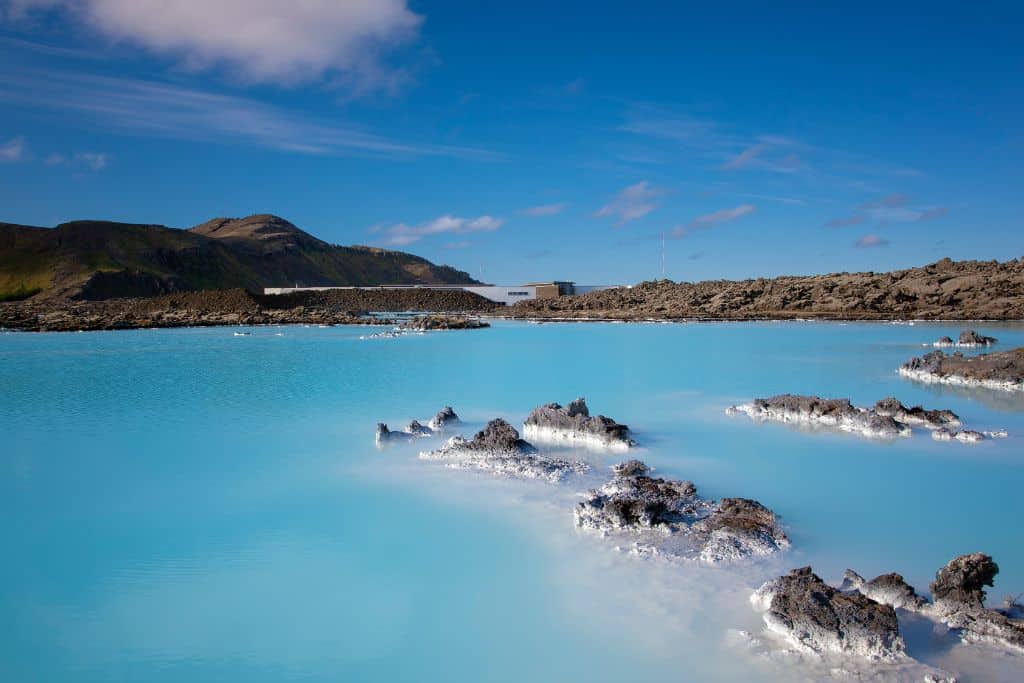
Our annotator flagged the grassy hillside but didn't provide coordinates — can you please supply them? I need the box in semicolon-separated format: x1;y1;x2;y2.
0;214;478;300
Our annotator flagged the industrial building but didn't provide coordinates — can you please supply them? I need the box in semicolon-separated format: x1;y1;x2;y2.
263;281;615;306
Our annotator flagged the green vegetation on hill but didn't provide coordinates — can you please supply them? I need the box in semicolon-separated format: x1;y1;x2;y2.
0;214;478;300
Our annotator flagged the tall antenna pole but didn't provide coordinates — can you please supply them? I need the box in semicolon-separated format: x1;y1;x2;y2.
661;232;666;278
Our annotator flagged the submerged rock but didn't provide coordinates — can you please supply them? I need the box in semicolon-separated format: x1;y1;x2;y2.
428;406;460;431
929;553;1024;652
575;461;786;563
900;348;1024;392
933;330;999;347
873;397;961;430
840;570;929;612
419;418;588;482
751;567;906;660
727;394;912;439
523;398;635;449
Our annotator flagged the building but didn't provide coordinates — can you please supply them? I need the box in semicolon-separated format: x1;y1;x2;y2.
262;281;617;306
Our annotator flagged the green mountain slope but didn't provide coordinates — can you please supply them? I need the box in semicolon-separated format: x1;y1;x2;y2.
0;214;478;300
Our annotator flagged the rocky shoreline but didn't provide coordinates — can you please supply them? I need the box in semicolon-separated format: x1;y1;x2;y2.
502;258;1024;321
0;287;499;332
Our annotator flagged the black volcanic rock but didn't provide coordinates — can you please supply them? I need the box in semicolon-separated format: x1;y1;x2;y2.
752;567;905;659
523;397;634;448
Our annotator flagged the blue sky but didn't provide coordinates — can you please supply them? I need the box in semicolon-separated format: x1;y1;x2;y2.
1;1;1022;285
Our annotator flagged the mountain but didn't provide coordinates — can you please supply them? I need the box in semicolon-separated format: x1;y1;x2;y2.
0;214;478;301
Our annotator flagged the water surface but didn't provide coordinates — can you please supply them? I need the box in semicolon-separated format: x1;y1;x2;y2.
3;321;1023;681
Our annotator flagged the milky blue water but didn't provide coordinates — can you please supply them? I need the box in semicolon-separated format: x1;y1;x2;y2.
3;321;1024;682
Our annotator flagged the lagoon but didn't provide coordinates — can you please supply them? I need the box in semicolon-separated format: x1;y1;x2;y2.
2;321;1023;681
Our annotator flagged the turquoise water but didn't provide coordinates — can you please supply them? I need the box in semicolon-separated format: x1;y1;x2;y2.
3;321;1024;681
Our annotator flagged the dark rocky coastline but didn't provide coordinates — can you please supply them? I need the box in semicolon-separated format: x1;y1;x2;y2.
0;288;498;332
503;258;1024;321
397;315;490;331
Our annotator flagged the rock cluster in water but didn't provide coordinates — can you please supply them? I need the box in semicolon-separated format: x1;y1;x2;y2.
398;315;490;331
753;553;1024;664
522;398;635;450
900;347;1024;392
726;394;912;439
933;330;999;347
419;418;588;482
728;394;1006;443
574;460;789;563
376;406;461;444
751;566;906;660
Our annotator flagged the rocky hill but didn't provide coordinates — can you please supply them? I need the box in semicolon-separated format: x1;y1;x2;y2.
509;258;1024;320
0;214;477;301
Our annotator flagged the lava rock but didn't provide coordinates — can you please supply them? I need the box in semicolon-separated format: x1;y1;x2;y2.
523;397;635;449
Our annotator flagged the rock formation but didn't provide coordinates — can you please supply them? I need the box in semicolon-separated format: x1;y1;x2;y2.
872;397;960;430
751;567;906;660
928;553;1024;652
523;398;635;449
574;461;788;563
934;330;999;347
419;418;588;482
900;348;1024;392
726;395;912;439
398;315;490;331
840;570;929;612
428;406;461;431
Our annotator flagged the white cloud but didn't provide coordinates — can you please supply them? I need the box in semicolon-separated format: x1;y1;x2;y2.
671;204;755;239
522;203;565;217
379;215;503;247
595;181;663;227
5;0;422;89
855;234;890;248
0;135;25;161
0;68;494;160
46;151;107;170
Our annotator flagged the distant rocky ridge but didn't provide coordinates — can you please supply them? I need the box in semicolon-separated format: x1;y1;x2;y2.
0;213;478;302
506;258;1024;320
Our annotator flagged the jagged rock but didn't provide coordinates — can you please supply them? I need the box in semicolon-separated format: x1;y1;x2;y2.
419;418;588;482
375;409;456;444
428;406;460;431
929;553;1024;651
751;567;906;660
933;335;955;347
576;461;786;563
398;315;489;331
900;348;1024;392
931;553;999;611
932;428;987;443
841;570;928;611
957;330;998;346
873;397;960;430
727;394;911;439
574;465;703;531
694;497;790;563
612;459;650;477
523;397;635;449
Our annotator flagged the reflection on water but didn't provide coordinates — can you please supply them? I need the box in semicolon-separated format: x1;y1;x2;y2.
2;321;1023;682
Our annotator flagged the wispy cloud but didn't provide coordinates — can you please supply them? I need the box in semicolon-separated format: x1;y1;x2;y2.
855;234;890;248
45;151;108;170
721;136;799;172
0;136;26;162
825;214;866;228
670;204;756;239
0;68;495;160
7;0;423;91
595;181;664;226
828;194;949;227
376;215;503;246
522;203;566;217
